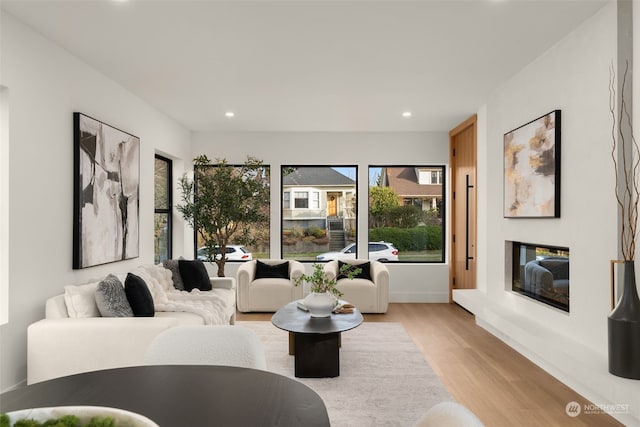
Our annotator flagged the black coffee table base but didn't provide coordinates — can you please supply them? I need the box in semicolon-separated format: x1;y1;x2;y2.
294;332;340;378
272;301;363;379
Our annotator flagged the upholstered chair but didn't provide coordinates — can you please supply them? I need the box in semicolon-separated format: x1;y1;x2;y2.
323;259;389;313
144;325;267;370
236;259;305;312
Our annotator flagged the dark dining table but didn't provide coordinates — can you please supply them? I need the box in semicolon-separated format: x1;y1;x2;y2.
0;365;330;427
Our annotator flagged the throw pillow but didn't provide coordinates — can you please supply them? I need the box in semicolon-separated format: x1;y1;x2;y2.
337;260;372;281
255;260;290;279
178;259;212;292
162;258;185;291
124;273;155;317
95;274;133;317
63;283;100;318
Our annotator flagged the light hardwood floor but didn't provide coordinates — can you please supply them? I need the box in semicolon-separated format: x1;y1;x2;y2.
237;303;623;427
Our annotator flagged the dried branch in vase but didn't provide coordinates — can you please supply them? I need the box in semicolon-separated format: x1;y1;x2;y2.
610;61;640;261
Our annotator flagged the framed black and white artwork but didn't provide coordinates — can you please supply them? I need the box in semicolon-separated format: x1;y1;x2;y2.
73;113;140;269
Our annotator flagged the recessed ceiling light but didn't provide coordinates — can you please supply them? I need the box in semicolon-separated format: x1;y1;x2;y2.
225;111;235;118
402;111;412;118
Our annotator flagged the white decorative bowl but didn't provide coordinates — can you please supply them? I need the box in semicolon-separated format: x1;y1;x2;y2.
5;406;159;427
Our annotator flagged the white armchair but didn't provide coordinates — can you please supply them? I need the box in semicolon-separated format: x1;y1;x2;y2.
323;259;389;313
144;325;267;370
236;259;305;312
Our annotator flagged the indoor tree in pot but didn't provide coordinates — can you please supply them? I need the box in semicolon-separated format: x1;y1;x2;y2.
177;155;269;277
609;62;640;379
294;263;361;317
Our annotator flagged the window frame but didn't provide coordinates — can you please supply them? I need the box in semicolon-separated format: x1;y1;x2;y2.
281;165;358;262
369;165;446;264
154;154;173;263
294;191;310;209
191;162;271;261
430;169;443;185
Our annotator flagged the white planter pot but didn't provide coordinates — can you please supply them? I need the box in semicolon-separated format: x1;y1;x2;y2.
6;406;159;427
304;292;336;317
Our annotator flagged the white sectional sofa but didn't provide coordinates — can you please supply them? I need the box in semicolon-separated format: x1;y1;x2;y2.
27;263;236;384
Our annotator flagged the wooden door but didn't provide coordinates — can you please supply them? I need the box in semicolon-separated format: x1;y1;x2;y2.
328;195;337;216
449;116;477;301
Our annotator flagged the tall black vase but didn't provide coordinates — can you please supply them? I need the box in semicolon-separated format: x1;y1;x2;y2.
608;260;640;379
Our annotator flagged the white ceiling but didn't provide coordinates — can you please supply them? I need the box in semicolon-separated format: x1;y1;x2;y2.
2;0;608;132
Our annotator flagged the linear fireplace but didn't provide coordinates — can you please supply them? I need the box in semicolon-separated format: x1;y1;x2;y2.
511;241;570;312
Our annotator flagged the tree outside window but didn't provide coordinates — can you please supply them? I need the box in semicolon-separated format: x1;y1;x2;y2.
178;156;271;276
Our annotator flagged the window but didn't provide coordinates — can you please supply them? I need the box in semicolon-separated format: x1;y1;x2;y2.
193;163;271;260
311;192;320;209
154;155;172;263
417;167;442;185
369;166;445;262
294;191;309;208
403;198;423;208
431;170;442;185
282;166;357;261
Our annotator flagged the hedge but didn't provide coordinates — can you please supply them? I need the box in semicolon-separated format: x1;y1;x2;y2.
369;226;442;251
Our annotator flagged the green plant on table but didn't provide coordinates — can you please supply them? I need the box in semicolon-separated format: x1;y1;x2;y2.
293;263;362;299
0;414;118;427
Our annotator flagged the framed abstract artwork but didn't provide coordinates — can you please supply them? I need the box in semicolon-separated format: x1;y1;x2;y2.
73;113;140;269
504;110;561;218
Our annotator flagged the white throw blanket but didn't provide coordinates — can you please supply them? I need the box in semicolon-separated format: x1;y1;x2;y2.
131;265;229;325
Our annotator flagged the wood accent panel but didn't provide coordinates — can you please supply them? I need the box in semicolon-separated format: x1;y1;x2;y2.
450;115;478;299
238;305;622;427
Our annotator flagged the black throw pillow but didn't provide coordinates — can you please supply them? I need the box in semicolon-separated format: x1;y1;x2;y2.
255;260;290;279
338;261;372;281
178;259;212;291
124;273;155;317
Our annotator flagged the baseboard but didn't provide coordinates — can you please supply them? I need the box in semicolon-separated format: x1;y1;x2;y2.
389;291;449;303
2;378;26;394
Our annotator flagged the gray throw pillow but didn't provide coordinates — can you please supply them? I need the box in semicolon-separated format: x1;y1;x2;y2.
95;274;134;317
163;258;185;291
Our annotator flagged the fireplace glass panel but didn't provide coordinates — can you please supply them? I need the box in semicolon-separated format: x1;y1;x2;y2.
512;242;569;312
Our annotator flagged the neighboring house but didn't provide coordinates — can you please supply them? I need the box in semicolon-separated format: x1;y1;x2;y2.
282;167;356;232
381;167;443;214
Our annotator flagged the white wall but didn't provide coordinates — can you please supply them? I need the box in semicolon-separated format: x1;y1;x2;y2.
0;85;8;327
455;3;640;425
0;13;191;391
190;131;451;302
485;1;616;356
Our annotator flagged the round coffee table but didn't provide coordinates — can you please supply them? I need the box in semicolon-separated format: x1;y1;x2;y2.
272;301;363;378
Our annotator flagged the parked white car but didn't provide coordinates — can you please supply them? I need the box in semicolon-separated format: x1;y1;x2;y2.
197;245;253;261
315;242;399;262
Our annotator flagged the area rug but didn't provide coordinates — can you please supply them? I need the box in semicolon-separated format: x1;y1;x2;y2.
237;321;453;426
